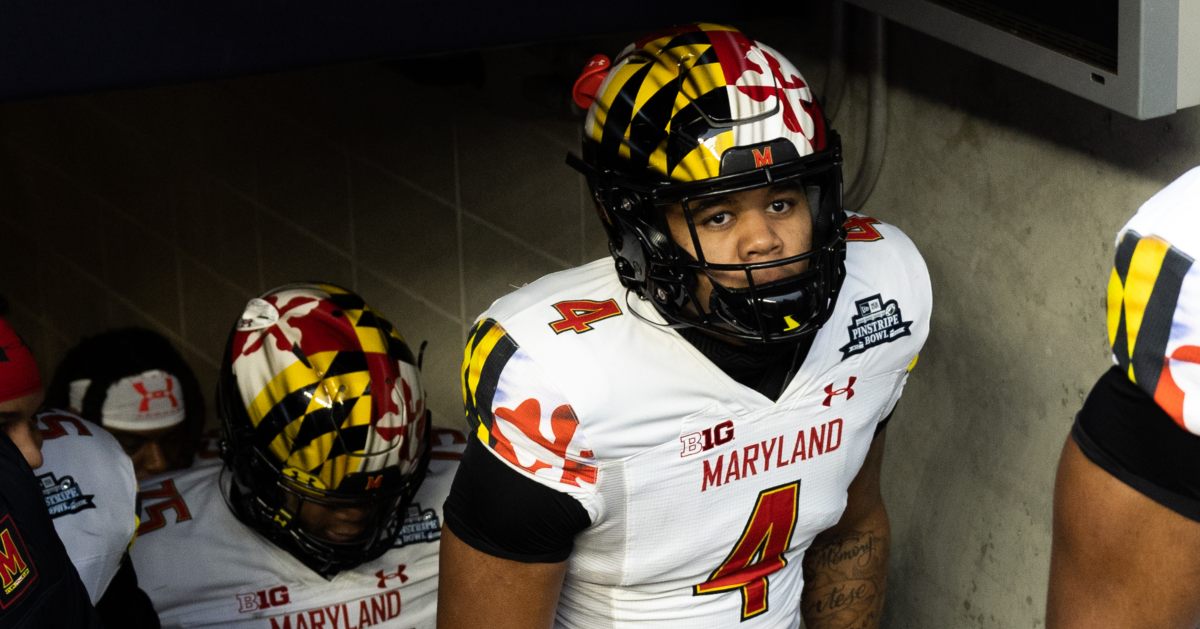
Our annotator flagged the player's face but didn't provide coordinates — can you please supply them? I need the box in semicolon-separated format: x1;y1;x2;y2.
111;422;193;480
666;183;814;311
296;500;378;544
0;389;45;469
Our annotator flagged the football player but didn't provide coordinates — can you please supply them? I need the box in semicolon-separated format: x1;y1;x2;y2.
0;316;102;628
1047;167;1200;627
439;23;931;629
35;407;160;627
130;283;464;628
45;327;206;479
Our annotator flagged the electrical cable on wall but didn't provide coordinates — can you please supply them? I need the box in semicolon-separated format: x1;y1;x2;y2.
823;1;848;123
843;11;888;212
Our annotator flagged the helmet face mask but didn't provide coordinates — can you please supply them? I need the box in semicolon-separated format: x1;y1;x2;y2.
572;23;848;344
218;283;430;577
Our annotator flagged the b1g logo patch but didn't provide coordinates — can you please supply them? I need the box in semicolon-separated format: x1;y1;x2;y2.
839;294;913;360
392;503;441;548
235;585;290;614
0;514;37;609
38;473;96;519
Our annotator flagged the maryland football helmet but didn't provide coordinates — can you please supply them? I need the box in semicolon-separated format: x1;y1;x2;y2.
569;23;846;343
218;283;429;576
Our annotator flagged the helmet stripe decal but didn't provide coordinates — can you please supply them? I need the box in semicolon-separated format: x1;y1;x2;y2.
628;35;723;174
287;427;335;471
664;88;735;179
598;61;654;166
590;29;746;182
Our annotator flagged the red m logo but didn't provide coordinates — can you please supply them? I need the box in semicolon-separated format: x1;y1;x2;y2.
752;147;774;168
0;528;29;590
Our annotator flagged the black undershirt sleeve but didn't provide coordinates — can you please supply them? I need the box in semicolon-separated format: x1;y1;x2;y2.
443;437;592;563
1072;366;1200;522
95;553;160;628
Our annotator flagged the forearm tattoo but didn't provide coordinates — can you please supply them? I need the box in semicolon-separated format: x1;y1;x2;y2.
801;530;889;629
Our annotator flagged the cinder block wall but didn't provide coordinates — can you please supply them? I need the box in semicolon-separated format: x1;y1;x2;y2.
0;44;609;428
2;7;1197;627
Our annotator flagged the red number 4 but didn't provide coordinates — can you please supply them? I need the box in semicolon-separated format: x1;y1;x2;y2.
844;216;883;242
694;481;800;620
548;299;622;334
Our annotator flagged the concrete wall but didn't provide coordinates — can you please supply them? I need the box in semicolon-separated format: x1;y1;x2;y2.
842;22;1197;629
1;5;1196;626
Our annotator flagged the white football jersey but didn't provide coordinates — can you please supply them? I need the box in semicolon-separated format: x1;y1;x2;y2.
462;214;931;628
1108;166;1200;434
129;428;465;629
35;410;138;604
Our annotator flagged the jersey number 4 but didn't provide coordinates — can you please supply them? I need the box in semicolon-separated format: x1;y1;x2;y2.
548;299;621;334
693;481;800;621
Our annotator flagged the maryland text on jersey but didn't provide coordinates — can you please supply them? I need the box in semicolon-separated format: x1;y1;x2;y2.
461;215;930;627
130;428;465;628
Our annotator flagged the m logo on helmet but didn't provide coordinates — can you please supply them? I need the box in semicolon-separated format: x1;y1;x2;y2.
366;475;384;490
752;147;773;168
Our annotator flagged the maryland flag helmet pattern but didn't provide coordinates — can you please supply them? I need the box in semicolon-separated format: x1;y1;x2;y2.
571;23;846;343
582;22;827;183
219;282;429;575
1107;167;1200;435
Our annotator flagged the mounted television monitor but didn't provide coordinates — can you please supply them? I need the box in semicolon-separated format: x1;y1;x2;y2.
841;0;1199;119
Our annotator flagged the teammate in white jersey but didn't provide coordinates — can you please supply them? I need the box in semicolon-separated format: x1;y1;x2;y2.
0;315;103;628
439;24;931;629
1048;167;1200;627
36;409;137;601
130;283;464;628
46;327;207;480
35;408;161;626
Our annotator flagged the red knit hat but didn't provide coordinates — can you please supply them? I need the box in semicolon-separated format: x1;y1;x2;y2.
0;317;42;403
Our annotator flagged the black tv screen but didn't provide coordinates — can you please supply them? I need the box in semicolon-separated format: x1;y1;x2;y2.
933;0;1119;71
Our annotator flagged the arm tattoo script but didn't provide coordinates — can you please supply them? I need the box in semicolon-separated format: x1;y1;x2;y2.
801;529;889;629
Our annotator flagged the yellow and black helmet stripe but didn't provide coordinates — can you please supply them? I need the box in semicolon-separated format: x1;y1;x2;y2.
589;24;740;182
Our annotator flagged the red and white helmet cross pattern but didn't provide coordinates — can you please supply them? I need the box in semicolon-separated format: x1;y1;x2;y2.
718;33;822;151
230;284;426;491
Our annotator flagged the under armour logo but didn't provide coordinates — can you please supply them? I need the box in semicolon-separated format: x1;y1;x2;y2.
822;377;857;407
132;378;179;412
376;564;408;588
